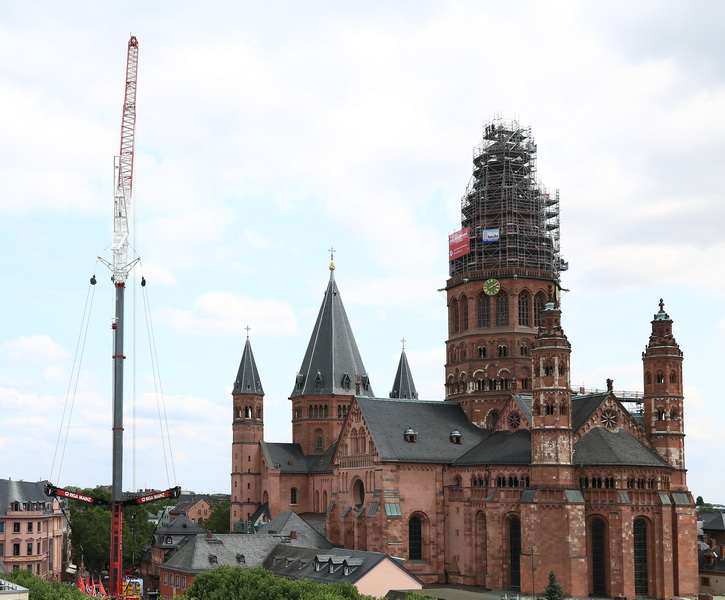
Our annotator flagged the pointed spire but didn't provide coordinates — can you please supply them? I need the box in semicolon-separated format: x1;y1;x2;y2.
233;337;264;395
291;261;373;397
389;344;418;399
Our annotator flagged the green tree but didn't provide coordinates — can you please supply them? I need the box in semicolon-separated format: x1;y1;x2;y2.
203;497;231;533
542;570;565;600
3;569;87;600
183;566;383;600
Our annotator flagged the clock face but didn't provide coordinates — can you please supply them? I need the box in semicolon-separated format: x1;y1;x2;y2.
483;279;501;295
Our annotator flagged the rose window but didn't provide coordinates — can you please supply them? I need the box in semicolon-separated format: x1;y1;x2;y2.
601;409;618;429
508;410;522;430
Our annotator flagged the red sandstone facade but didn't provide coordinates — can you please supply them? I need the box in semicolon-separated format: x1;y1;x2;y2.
229;119;698;599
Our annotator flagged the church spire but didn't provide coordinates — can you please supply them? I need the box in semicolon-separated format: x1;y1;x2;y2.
291;260;373;398
233;333;264;395
389;341;418;399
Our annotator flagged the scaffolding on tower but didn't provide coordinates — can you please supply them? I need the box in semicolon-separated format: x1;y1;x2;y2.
450;116;564;280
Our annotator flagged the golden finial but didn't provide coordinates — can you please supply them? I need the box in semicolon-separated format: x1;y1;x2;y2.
329;246;336;271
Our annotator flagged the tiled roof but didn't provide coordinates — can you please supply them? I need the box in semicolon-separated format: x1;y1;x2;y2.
259;511;330;549
571;393;610;432
356;397;488;463
453;429;531;465
573;427;669;466
232;338;264;395
290;270;374;398
702;512;725;532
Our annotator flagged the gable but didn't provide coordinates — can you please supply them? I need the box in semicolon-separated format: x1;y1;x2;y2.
573;393;648;445
492;395;531;434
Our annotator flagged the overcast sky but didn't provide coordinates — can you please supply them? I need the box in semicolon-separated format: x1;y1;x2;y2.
1;1;724;504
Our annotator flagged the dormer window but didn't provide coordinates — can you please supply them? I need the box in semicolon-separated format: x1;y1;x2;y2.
404;428;417;443
450;430;462;444
361;374;370;391
314;372;323;389
342;374;351;390
295;373;304;390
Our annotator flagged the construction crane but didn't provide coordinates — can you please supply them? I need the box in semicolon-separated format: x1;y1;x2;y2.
46;36;180;599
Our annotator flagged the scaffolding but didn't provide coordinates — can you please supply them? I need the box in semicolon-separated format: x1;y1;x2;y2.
450;117;562;279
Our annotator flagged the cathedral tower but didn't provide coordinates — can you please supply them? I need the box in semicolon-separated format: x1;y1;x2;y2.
529;298;574;486
230;335;264;532
290;260;374;455
642;300;686;489
445;117;564;427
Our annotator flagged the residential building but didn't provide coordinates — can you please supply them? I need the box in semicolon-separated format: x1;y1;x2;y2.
0;479;67;581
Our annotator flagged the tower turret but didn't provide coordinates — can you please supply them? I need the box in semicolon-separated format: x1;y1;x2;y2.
530;298;574;486
642;300;686;488
445;117;565;428
290;259;373;454
389;343;418;399
230;335;264;532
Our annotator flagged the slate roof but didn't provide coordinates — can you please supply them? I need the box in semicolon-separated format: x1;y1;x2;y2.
573;427;669;466
702;512;725;532
232;338;264;395
259;511;330;548
0;479;55;516
571;393;610;432
261;441;335;474
262;545;422;588
154;515;204;548
290;269;374;398
356;397;488;463
162;531;331;575
389;349;418;399
453;429;531;466
512;394;533;425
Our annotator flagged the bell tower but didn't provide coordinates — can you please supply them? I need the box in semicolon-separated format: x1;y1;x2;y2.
230;333;264;532
529;298;574;486
642;300;686;489
445;117;565;428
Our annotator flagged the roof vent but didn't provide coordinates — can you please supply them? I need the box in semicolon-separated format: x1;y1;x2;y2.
450;430;462;444
404;428;417;443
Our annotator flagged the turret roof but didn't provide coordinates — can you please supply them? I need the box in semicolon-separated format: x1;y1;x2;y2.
389;348;418;399
232;338;263;395
290;269;373;398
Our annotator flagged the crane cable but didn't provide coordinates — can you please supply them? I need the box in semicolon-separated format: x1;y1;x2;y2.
139;270;178;488
49;266;98;485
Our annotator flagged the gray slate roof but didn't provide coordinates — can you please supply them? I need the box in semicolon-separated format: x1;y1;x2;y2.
571;393;610;432
260;442;336;474
573;427;669;466
454;429;531;465
389;349;418;399
259;511;330;548
162;529;331;575
290;270;374;398
356;397;488;463
154;515;204;548
232;338;264;395
702;512;725;532
261;545;422;588
0;479;55;516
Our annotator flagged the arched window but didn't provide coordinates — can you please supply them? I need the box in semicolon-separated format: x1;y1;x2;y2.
290;488;298;505
450;298;460;335
477;293;491;328
498;345;508;357
316;435;323;450
656;372;665;384
533;292;546;327
409;516;423;560
461;294;469;331
509;517;521;589
633;519;649;596
496;292;509;326
478;345;486;358
591;518;606;596
518;291;531;327
669;371;677;384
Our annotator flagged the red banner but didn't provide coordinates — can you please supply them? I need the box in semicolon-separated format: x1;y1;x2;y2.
448;227;470;261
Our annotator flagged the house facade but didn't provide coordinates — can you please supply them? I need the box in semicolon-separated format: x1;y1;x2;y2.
229;118;698;599
0;479;67;581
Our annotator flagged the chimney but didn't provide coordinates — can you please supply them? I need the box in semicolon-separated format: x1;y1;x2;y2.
290;530;297;539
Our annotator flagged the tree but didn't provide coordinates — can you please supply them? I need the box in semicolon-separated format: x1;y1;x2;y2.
2;569;87;600
182;566;384;600
542;570;565;600
203;497;231;534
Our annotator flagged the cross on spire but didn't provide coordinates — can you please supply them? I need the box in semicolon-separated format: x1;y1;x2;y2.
401;337;406;349
244;325;251;339
329;246;336;271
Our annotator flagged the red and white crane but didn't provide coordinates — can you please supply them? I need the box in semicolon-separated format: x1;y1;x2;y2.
46;36;179;599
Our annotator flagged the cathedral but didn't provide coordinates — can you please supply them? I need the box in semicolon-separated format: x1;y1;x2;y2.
229;118;697;599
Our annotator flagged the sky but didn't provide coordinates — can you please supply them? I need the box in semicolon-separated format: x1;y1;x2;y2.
1;1;724;502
